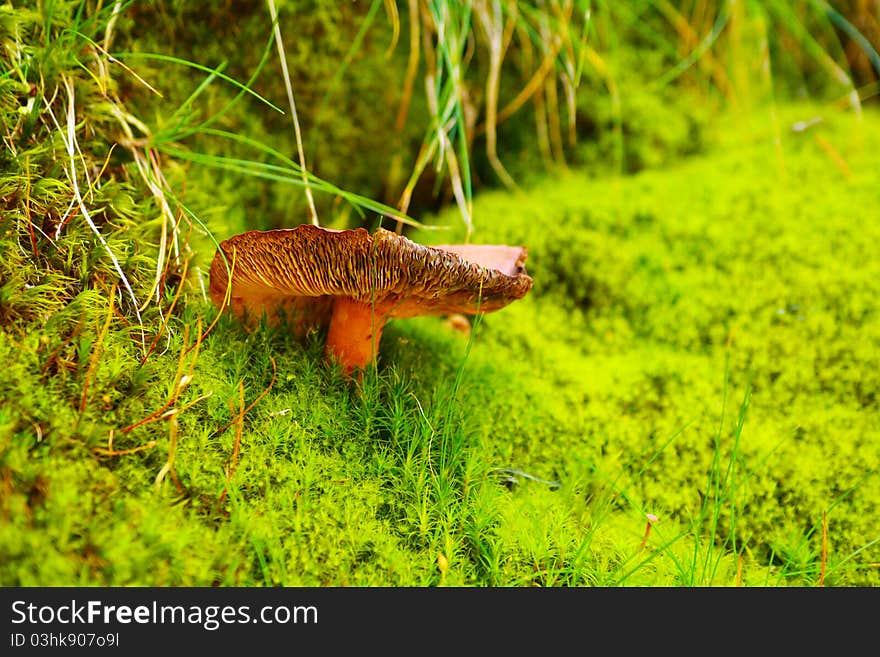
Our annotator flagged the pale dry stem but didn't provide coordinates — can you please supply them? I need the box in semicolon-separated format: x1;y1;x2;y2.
43;77;146;351
267;0;319;226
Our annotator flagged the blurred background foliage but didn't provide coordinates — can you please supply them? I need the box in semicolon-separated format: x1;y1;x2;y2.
95;0;879;235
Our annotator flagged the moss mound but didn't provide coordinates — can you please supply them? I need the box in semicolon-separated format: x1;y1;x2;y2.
411;105;880;585
3;93;878;584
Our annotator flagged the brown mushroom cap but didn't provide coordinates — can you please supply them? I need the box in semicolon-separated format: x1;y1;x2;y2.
209;224;534;372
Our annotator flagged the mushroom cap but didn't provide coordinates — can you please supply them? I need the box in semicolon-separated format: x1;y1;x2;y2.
209;224;533;326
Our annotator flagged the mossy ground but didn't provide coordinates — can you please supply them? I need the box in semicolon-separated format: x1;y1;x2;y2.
2;93;877;586
2;1;878;588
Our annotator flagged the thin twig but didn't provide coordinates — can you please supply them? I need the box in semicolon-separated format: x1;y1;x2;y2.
140;259;189;366
383;0;401;57
267;0;319;226
101;0;124;53
120;320;202;434
94;430;157;457
131;148;177;311
217;380;247;507
188;249;236;354
78;283;117;415
214;357;278;438
475;36;561;134
395;0;421;134
475;0;518;189
23;154;38;258
154;415;179;490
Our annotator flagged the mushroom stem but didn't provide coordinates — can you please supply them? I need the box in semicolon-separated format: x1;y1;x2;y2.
325;297;388;374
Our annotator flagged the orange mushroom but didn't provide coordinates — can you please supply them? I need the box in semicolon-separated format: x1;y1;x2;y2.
209;224;533;374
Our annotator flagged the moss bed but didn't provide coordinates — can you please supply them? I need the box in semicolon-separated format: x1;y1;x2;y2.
2;83;877;585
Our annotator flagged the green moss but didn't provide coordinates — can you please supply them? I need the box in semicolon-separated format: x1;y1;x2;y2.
410;104;880;585
2;2;877;588
4;104;878;586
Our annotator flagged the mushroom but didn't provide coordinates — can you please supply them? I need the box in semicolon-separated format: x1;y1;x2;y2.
209;224;533;374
